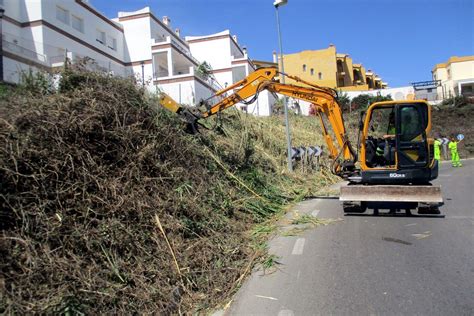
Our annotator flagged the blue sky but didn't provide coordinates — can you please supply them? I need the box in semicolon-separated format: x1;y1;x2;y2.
92;0;473;87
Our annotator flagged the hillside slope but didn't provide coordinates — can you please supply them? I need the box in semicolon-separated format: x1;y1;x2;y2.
431;103;474;158
0;71;335;314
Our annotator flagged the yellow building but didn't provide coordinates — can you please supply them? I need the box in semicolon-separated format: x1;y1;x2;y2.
432;55;474;98
280;45;387;91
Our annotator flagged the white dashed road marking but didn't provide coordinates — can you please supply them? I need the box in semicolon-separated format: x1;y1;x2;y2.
292;238;306;255
278;310;294;316
255;295;278;301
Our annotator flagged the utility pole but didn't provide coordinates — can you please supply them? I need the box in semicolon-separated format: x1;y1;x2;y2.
141;61;145;88
0;8;5;82
274;0;293;171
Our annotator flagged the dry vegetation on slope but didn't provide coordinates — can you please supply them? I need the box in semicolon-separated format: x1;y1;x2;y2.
0;69;337;314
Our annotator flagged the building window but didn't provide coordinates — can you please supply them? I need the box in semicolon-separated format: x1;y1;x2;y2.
338;77;345;87
318;72;322;80
302;64;306;72
56;6;69;25
310;68;314;76
107;36;117;51
96;29;106;45
337;60;344;73
353;69;361;81
71;15;84;33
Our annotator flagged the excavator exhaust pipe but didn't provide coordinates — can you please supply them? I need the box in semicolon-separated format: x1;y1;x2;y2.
340;185;443;214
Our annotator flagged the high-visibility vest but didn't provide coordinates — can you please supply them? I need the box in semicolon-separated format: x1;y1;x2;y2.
434;139;441;159
448;141;458;152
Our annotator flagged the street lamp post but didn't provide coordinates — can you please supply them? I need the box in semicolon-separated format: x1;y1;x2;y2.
274;0;293;171
141;61;145;88
0;8;5;82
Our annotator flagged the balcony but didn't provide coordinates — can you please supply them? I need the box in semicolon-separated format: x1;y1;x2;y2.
2;33;48;65
153;65;221;92
49;51;124;75
151;35;200;66
231;53;250;66
153;65;193;80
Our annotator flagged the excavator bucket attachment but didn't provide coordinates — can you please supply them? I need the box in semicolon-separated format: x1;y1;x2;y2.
340;185;443;204
158;92;203;133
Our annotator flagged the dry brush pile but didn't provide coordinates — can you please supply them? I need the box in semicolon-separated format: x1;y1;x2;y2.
0;70;334;314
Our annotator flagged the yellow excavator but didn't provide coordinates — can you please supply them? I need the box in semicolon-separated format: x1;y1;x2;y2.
159;67;443;215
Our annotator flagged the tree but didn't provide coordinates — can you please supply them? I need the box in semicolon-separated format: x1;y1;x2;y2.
336;91;351;112
351;93;393;110
351;94;372;110
272;97;285;115
196;61;212;80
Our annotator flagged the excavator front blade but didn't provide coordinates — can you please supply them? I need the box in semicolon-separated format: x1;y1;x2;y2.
340;185;443;214
340;185;443;203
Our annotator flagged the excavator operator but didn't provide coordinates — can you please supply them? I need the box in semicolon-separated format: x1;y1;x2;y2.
375;111;396;166
386;112;396;136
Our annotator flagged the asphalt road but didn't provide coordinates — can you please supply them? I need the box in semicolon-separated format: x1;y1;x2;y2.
227;159;474;315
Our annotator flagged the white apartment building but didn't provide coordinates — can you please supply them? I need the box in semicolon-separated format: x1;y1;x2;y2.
2;0;128;82
186;30;275;115
0;0;275;115
432;55;474;99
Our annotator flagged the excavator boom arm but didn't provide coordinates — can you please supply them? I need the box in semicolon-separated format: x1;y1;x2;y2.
159;67;357;176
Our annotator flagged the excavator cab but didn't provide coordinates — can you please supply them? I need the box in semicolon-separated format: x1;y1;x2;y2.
359;100;438;185
341;100;442;214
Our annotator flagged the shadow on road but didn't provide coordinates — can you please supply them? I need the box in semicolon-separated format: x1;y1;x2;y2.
344;213;446;218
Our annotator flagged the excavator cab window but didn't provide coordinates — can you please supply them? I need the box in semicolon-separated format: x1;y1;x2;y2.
399;106;423;141
396;104;429;168
365;106;396;167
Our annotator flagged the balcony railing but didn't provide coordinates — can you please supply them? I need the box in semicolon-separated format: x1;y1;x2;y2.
154;70;170;78
153;65;222;92
231;53;249;63
151;37;169;45
194;69;222;92
2;38;48;64
49;51;118;74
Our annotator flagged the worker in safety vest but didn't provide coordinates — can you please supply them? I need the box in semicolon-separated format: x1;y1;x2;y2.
378;112;396;165
448;136;462;167
434;138;441;161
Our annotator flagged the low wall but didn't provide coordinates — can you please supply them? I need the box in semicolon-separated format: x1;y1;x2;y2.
343;86;415;101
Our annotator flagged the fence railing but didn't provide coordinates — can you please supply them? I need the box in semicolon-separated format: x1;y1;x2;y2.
194;69;223;92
